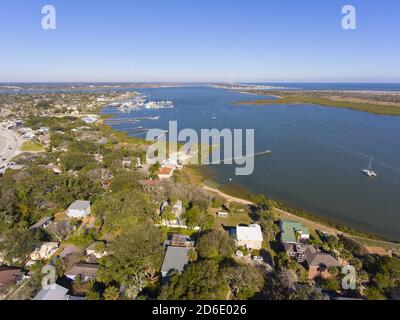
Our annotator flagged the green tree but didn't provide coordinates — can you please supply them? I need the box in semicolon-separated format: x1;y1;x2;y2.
223;264;264;300
104;286;120;300
0;227;41;264
196;229;235;259
159;260;229;300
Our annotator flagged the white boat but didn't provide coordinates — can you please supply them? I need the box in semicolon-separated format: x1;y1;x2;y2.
361;157;377;177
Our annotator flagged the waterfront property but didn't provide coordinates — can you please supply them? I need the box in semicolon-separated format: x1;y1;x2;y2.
67;200;91;218
280;220;310;244
305;249;342;280
234;224;263;250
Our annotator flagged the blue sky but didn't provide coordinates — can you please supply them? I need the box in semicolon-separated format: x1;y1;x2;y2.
0;0;399;82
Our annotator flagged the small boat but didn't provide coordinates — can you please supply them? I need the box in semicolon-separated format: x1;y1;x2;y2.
211;116;217;120
361;157;377;177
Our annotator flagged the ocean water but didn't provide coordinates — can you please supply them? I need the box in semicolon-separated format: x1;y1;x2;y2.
102;86;400;241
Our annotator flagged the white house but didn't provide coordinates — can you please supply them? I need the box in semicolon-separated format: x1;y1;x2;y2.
33;283;69;300
67;200;91;218
30;242;59;261
235;224;264;250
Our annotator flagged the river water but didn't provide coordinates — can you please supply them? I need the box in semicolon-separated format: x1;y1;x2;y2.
100;85;400;241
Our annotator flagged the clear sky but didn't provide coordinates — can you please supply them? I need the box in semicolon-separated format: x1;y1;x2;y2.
1;0;399;82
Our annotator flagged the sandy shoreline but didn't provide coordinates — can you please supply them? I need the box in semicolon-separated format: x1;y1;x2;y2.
201;184;400;252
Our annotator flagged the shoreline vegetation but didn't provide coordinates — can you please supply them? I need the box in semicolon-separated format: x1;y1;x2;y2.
235;90;400;116
196;175;400;250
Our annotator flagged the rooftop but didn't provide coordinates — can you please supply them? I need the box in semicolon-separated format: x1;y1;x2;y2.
157;166;174;176
236;224;263;242
161;246;189;277
29;216;52;230
68;200;91;211
33;283;69;300
280;220;310;243
66;263;99;277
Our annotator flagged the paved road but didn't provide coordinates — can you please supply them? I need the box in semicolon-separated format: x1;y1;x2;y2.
0;124;23;171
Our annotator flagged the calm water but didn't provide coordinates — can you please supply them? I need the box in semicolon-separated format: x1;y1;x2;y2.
102;86;400;241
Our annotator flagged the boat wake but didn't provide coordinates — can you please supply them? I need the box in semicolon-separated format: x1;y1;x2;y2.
292;129;400;176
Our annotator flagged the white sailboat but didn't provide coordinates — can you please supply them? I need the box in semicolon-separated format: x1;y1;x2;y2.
361;157;377;177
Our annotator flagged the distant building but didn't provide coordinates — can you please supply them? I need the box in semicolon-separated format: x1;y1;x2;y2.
81;115;99;124
67;200;91;218
161;246;189;279
121;157;132;168
66;263;99;281
235;224;263;250
157;166;175;179
33;283;69;300
217;211;229;217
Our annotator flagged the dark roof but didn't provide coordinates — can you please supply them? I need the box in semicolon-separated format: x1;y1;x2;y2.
66;263;98;277
161;247;189;277
29;216;53;230
306;251;341;268
0;267;24;287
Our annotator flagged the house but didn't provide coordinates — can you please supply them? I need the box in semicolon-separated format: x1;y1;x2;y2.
65;263;99;281
38;133;51;147
121;157;132;168
172;200;183;218
85;242;108;259
280;220;310;244
33;283;69;300
0;267;24;291
134;157;142;168
235;224;264;250
29;216;53;231
163;234;195;248
160;200;184;226
67;200;91;218
81;115;99;124
30;242;59;261
283;242;310;263
157;166;175;179
161;246;189;279
94;154;103;163
217;211;229;217
305;249;341;280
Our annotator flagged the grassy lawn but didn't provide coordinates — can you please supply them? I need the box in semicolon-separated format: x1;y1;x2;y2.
216;212;252;228
21;141;45;152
